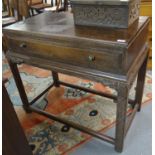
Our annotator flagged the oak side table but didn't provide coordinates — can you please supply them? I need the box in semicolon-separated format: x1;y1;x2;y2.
3;12;150;152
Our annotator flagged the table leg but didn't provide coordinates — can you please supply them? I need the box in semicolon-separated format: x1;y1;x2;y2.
7;59;31;113
51;71;60;87
135;53;149;112
115;84;129;152
64;0;68;11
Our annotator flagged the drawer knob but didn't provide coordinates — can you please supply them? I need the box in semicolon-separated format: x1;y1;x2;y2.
20;43;27;48
88;55;95;61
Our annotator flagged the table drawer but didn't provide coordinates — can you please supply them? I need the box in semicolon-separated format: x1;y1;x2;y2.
8;39;123;74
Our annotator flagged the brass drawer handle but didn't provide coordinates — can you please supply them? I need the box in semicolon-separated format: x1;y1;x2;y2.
20;43;27;48
88;55;95;61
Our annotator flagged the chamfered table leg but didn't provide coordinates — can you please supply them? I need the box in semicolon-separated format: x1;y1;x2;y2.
51;71;60;87
7;59;31;113
115;84;129;152
135;52;149;112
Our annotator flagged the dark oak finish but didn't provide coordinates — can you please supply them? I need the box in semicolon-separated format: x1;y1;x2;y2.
3;12;149;152
3;12;149;74
115;84;129;152
135;52;149;111
3;80;33;155
51;71;60;87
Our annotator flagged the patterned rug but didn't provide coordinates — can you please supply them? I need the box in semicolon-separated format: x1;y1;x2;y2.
3;56;152;155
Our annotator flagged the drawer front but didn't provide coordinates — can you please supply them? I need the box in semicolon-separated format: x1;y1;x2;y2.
8;38;123;74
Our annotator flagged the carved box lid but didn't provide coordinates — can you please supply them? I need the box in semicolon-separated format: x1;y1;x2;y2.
70;0;135;5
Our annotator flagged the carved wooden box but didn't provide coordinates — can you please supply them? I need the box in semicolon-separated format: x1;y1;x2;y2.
70;0;140;28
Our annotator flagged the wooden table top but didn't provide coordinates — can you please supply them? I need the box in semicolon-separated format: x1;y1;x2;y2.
3;12;149;46
3;11;149;87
